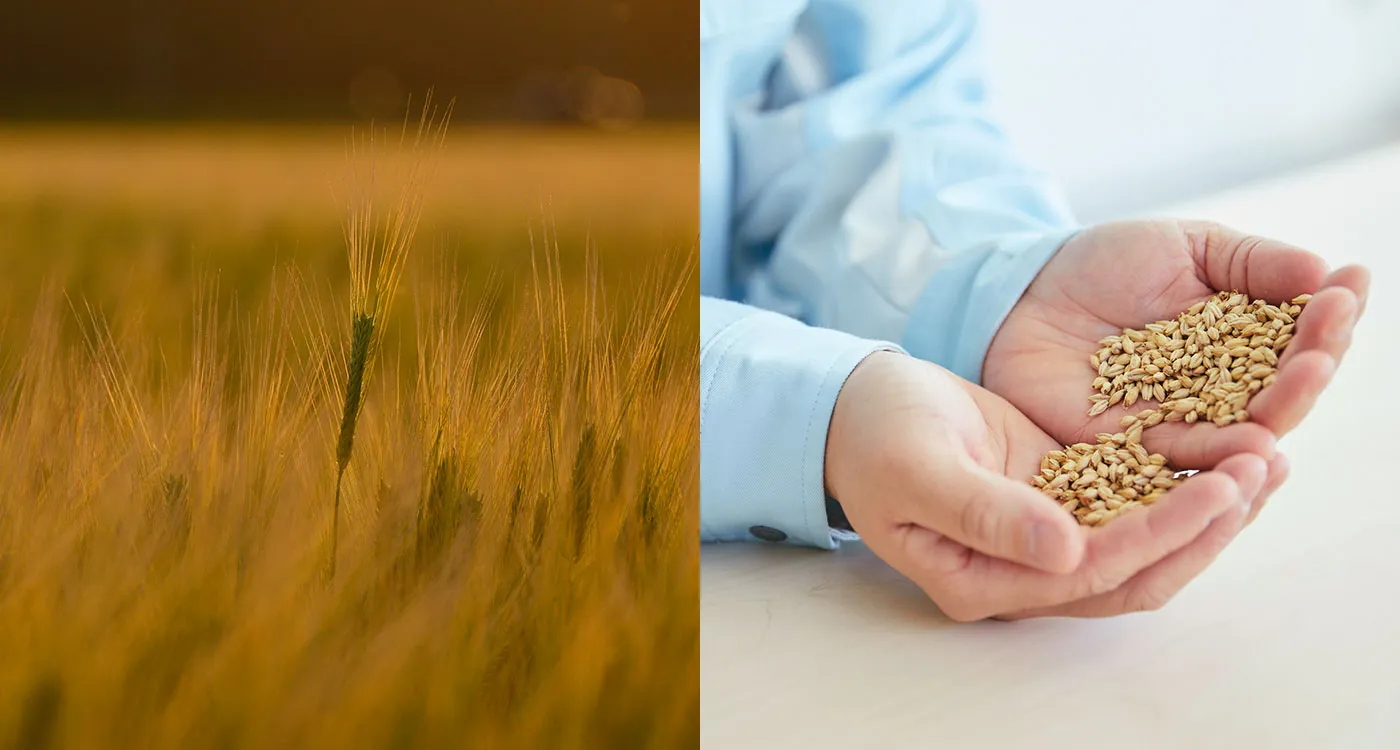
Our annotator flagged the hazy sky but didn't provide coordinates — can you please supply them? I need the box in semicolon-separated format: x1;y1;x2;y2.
0;0;696;121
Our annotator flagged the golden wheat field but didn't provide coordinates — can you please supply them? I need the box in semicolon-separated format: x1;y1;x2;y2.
0;118;698;749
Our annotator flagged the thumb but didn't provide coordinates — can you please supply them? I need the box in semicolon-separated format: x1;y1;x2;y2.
1181;220;1330;301
908;448;1085;574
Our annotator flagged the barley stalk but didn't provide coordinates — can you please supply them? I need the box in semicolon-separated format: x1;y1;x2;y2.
328;92;453;577
410;253;494;574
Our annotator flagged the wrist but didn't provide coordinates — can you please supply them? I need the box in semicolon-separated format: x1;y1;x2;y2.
823;349;899;509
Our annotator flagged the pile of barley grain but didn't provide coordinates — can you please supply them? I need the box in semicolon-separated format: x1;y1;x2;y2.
1031;429;1180;526
1033;291;1311;527
1088;291;1311;425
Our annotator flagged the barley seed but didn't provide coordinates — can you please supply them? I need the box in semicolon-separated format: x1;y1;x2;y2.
1084;290;1310;428
1030;429;1180;528
1035;290;1311;527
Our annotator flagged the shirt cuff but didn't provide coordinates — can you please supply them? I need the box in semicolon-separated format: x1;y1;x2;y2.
700;302;903;549
901;227;1079;384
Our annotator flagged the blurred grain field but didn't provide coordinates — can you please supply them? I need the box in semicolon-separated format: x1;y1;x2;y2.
0;124;696;346
0;123;698;749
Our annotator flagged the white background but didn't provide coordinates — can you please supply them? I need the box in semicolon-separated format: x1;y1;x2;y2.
980;0;1400;221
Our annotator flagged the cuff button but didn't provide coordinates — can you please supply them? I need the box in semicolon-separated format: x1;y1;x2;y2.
749;525;787;543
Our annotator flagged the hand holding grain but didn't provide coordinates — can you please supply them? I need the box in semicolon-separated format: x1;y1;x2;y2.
825;351;1267;621
985;220;1369;522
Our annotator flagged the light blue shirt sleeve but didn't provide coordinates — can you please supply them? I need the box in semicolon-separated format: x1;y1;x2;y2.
700;295;903;547
700;0;1082;548
728;0;1081;384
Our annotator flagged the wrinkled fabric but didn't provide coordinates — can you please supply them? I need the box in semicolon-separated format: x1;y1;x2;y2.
700;0;1080;547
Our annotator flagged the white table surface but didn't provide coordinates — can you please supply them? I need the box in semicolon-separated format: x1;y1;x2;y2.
701;142;1400;749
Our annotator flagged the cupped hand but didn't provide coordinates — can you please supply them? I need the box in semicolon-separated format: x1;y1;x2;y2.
826;350;1269;621
984;220;1368;471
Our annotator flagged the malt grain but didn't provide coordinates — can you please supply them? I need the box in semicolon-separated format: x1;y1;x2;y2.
1031;291;1310;527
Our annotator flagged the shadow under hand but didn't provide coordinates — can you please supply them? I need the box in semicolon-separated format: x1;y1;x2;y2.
701;540;957;631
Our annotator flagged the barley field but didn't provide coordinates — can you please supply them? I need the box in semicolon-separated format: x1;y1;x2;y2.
0;117;698;749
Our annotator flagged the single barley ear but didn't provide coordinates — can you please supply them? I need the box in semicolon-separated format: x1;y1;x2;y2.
335;313;375;471
328;313;374;579
569;423;597;561
414;455;475;575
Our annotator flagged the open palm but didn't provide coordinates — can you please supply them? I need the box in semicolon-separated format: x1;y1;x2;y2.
954;375;1268;619
829;352;1267;620
983;219;1369;472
